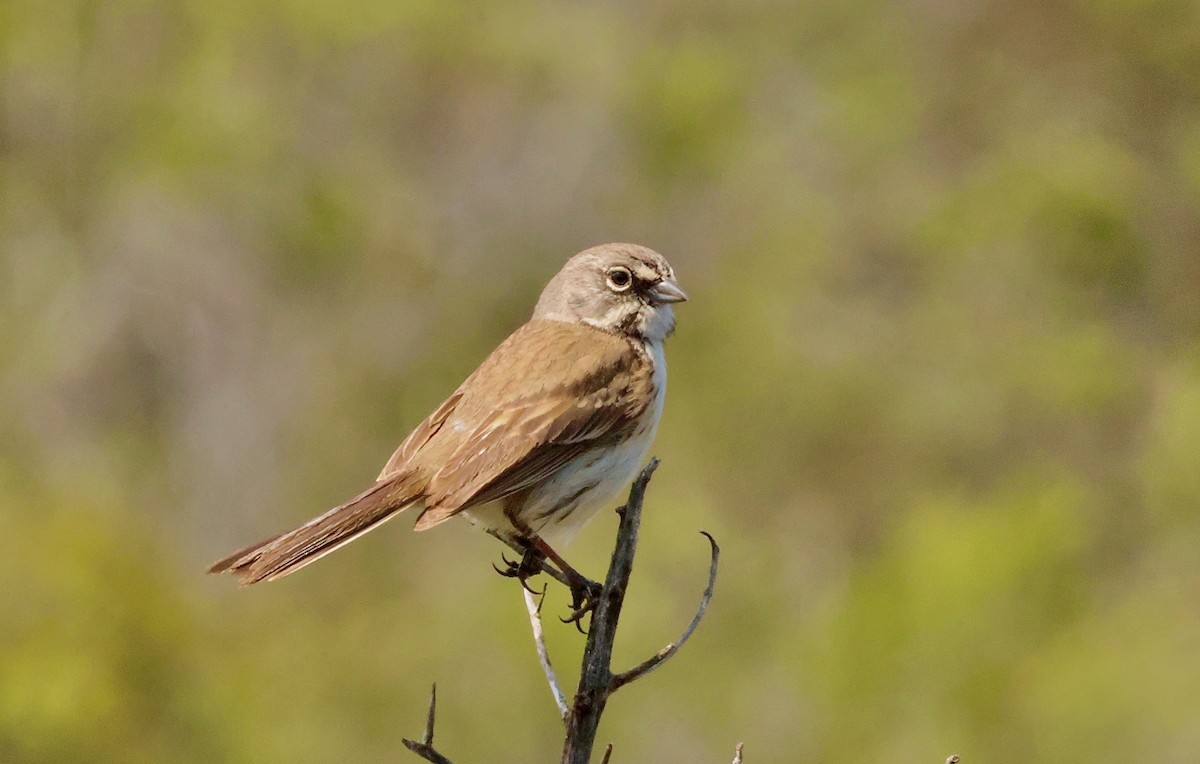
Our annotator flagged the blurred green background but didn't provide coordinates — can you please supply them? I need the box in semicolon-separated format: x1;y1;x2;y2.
3;0;1200;761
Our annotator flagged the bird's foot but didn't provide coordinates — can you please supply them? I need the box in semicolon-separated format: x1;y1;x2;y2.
492;547;545;595
561;576;603;633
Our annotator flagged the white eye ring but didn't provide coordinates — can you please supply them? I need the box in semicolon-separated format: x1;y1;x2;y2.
606;266;633;291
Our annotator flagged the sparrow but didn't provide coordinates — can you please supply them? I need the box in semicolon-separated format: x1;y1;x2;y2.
208;243;686;610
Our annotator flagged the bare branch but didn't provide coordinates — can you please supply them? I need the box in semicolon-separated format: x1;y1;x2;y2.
523;586;570;721
440;457;719;763
609;531;720;692
600;743;614;764
560;458;661;763
732;742;745;764
402;684;454;764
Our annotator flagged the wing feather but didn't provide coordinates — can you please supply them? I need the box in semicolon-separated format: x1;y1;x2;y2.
378;390;464;479
411;321;654;529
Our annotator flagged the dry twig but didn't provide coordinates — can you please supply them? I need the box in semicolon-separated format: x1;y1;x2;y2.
524;586;570;720
402;684;454;764
609;531;719;692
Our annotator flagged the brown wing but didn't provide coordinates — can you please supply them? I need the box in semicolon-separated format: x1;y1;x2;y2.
377;390;464;480
409;320;654;530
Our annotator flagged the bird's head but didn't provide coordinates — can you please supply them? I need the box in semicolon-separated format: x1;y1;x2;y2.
534;243;687;343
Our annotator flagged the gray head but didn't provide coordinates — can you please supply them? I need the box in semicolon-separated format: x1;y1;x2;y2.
533;243;687;343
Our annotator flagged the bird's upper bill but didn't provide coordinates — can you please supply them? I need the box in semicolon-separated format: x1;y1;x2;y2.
648;278;688;305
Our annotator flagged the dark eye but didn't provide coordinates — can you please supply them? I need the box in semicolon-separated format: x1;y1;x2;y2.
606;267;632;291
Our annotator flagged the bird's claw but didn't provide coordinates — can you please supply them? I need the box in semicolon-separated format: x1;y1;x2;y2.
493;548;544;595
560;578;603;633
491;559;519;577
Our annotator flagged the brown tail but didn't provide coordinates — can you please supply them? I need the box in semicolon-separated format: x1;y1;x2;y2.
207;472;425;585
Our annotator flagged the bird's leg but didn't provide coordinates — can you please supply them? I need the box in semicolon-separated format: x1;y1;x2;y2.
492;543;545;595
530;537;602;631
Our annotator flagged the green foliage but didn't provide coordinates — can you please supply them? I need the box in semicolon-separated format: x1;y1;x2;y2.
3;0;1200;760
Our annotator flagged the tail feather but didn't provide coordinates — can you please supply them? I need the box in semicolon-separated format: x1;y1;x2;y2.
208;473;425;585
206;532;286;575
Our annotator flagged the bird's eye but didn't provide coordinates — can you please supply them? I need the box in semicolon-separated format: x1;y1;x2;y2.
606;267;633;291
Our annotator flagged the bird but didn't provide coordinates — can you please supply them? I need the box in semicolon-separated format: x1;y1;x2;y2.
207;243;686;612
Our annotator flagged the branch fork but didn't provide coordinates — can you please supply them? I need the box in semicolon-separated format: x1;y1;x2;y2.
405;458;722;763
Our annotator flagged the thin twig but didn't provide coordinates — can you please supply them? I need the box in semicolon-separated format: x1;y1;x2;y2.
609;531;720;692
732;742;745;764
402;684;454;764
524;586;570;721
600;743;614;764
423;684;436;746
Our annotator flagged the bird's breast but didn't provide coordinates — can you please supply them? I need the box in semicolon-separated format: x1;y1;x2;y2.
525;339;667;546
461;339;668;548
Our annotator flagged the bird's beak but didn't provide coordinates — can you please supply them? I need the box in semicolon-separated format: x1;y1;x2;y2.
649;278;689;304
